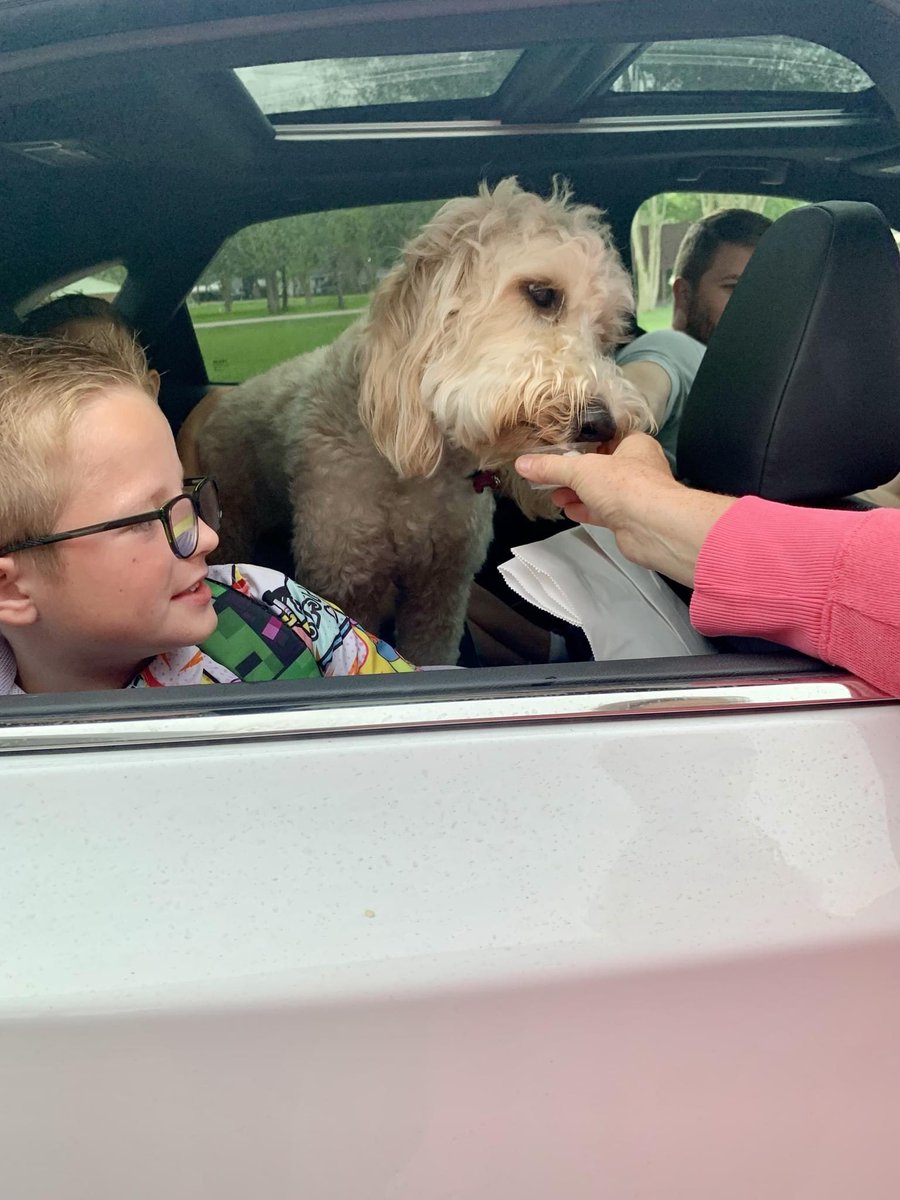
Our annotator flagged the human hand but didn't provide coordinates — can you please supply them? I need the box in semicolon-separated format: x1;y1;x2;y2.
516;431;679;530
515;433;735;585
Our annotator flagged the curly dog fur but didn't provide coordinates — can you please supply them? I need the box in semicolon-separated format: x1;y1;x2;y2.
197;178;650;664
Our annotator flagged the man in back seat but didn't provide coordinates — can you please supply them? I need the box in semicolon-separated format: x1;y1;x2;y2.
618;207;773;468
20;294;162;399
20;293;226;476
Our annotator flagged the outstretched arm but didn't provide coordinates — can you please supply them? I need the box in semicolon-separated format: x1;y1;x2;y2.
515;434;900;695
618;360;673;429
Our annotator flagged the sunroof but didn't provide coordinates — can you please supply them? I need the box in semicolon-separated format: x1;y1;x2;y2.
237;37;873;124
236;50;522;115
612;36;873;94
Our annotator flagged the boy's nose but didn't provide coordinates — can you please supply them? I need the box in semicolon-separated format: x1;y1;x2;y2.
196;518;219;556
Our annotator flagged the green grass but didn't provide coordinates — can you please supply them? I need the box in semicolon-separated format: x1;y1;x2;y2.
197;313;360;381
636;303;674;332
189;294;369;323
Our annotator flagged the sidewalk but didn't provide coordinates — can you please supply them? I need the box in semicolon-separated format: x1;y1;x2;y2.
195;306;366;330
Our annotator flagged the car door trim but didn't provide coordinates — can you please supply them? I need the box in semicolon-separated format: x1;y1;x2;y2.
0;672;890;755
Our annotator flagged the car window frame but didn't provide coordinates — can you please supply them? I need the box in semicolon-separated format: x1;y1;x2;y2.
15;261;127;321
0;651;892;756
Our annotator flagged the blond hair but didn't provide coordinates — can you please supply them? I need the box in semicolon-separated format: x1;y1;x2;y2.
0;333;155;567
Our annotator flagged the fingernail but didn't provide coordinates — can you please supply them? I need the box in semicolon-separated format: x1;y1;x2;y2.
516;455;535;472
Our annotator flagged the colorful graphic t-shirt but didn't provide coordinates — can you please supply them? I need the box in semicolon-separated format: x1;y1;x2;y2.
0;563;414;695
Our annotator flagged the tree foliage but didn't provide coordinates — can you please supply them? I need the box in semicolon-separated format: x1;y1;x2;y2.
614;36;869;94
200;199;445;312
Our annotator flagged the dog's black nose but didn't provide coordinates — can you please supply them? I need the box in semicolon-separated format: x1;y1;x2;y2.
577;407;617;444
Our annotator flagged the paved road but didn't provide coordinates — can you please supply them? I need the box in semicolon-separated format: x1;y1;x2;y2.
195;307;366;330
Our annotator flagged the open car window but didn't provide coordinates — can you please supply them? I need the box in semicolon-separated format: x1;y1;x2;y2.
190;202;444;383
16;264;126;322
630;192;805;320
0;13;896;719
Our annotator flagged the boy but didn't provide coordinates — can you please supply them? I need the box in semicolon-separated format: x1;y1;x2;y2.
0;335;414;694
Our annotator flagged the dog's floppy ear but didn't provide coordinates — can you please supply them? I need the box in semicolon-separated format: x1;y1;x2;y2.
359;256;447;479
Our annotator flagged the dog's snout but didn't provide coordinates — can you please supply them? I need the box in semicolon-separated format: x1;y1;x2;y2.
577;405;618;444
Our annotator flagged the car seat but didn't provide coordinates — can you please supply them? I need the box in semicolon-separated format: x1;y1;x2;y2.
674;199;900;652
676;200;900;505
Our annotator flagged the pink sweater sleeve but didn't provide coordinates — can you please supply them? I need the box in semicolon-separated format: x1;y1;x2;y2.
690;495;900;695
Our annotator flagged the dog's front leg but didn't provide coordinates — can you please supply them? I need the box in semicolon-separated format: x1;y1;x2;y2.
290;498;397;639
394;515;493;666
394;569;470;666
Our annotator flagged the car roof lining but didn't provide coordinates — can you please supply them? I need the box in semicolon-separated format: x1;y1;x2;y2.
0;0;895;106
0;0;896;324
492;41;644;123
0;1;895;169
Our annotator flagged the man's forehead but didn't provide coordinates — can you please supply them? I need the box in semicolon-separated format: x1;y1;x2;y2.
704;241;756;281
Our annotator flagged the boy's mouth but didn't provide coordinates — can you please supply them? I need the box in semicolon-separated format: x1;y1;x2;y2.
173;578;211;602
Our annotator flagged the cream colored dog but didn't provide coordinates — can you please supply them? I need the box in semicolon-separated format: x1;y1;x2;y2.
196;178;650;664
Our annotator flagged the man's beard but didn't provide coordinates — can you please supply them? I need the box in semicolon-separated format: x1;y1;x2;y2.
683;294;715;346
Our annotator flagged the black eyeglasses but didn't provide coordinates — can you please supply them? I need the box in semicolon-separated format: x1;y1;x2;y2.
0;477;221;560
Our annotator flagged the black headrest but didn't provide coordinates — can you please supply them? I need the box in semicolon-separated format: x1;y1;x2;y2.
677;201;900;501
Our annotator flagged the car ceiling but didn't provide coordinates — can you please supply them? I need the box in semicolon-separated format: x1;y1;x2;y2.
0;0;898;326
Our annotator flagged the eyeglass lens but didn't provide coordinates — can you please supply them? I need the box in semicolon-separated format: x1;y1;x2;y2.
170;495;199;558
196;479;221;532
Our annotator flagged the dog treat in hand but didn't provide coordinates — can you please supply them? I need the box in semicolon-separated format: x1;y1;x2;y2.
526;442;599;489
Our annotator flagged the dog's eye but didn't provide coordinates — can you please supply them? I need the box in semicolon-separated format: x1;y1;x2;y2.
525;283;562;314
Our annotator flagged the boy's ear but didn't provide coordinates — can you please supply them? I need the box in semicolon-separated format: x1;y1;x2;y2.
0;558;39;627
148;369;161;401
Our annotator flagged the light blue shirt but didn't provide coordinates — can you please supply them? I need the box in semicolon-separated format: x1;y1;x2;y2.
617;329;705;469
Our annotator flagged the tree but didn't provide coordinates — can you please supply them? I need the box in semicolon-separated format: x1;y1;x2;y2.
699;192;767;217
614;35;867;94
240;220;294;314
195;197;456;314
200;234;252;313
283;214;320;304
631;192;667;312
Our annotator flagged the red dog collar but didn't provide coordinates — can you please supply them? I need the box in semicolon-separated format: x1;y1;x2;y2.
470;470;501;494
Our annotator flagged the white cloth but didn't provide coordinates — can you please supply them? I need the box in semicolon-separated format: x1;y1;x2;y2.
499;524;716;661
